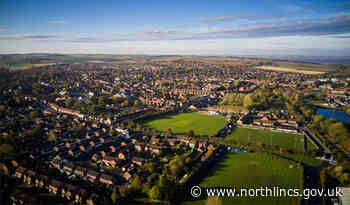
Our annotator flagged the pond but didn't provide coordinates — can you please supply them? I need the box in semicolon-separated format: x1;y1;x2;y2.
316;108;350;124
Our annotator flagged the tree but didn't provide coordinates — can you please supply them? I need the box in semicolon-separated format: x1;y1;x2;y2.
131;175;142;192
158;175;170;189
119;185;132;198
65;98;74;108
148;185;162;200
233;80;240;88
328;122;348;139
166;128;173;137
144;162;157;173
109;128;116;135
187;130;195;138
120;99;129;107
346;106;350;116
0;144;13;155
111;190;119;204
243;94;254;109
48;131;56;142
98;96;105;106
206;197;222;205
312;115;324;125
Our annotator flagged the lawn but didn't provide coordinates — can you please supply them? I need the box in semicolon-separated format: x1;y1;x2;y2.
143;112;227;136
186;152;303;205
227;127;306;151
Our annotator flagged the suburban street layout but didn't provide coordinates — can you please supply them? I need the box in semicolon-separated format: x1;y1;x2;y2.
1;1;350;205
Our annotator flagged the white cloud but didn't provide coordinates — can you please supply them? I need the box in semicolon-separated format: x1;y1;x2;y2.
0;34;58;40
1;35;350;57
49;20;67;24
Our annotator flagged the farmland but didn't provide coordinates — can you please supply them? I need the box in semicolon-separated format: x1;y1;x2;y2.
143;112;227;136
256;65;325;75
186;152;303;205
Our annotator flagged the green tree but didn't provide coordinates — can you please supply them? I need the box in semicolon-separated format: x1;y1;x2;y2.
243;94;254;109
144;162;157;173
0;144;13;155
98;96;105;106
166;128;173;137
206;197;222;205
346;106;350;116
187;130;195;138
148;185;162;200
111;190;119;204
233;80;240;88
328;122;348;139
65;98;74;108
131;175;142;192
48;131;56;142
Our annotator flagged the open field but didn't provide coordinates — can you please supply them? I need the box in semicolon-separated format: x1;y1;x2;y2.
256;65;325;75
143;112;227;136
227;127;306;151
186;152;302;205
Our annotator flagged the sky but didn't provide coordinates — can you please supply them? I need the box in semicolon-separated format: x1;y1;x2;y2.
1;0;350;56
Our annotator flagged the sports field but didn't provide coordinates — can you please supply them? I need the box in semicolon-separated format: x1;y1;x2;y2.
187;152;303;205
143;112;227;136
227;127;305;150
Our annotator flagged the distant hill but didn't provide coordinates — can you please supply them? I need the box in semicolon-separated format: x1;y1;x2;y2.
0;54;348;73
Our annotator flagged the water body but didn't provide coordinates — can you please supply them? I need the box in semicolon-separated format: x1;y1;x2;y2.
316;108;350;124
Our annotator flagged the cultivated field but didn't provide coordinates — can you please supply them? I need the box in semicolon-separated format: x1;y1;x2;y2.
227;127;305;151
256;65;325;75
143;112;227;136
187;152;302;205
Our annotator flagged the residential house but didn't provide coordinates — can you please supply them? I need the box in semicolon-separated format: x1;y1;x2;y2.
61;184;77;200
51;159;62;169
48;179;62;195
123;172;132;181
86;170;99;183
63;162;74;175
25;170;36;185
99;174;114;185
15;166;26;179
102;156;117;168
132;157;144;166
74;166;86;177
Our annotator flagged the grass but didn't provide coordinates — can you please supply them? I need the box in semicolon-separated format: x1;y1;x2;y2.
227;127;306;151
278;152;323;167
186;152;302;205
143;112;227;136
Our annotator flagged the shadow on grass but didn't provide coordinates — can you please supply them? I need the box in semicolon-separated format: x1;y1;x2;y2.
140;114;174;124
186;152;233;187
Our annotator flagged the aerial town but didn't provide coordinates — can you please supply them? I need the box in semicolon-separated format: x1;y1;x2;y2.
0;55;350;205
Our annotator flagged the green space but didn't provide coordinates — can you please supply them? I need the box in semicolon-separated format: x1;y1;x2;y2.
227;127;307;151
143;112;227;136
186;152;303;205
279;152;323;167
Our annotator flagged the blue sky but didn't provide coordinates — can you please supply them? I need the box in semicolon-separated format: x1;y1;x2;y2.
1;0;350;56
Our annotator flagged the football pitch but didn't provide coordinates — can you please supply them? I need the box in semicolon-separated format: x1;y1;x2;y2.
186;152;303;205
143;112;227;136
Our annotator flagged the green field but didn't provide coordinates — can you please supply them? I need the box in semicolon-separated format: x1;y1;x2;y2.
143;112;227;136
227;127;306;151
186;152;302;205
